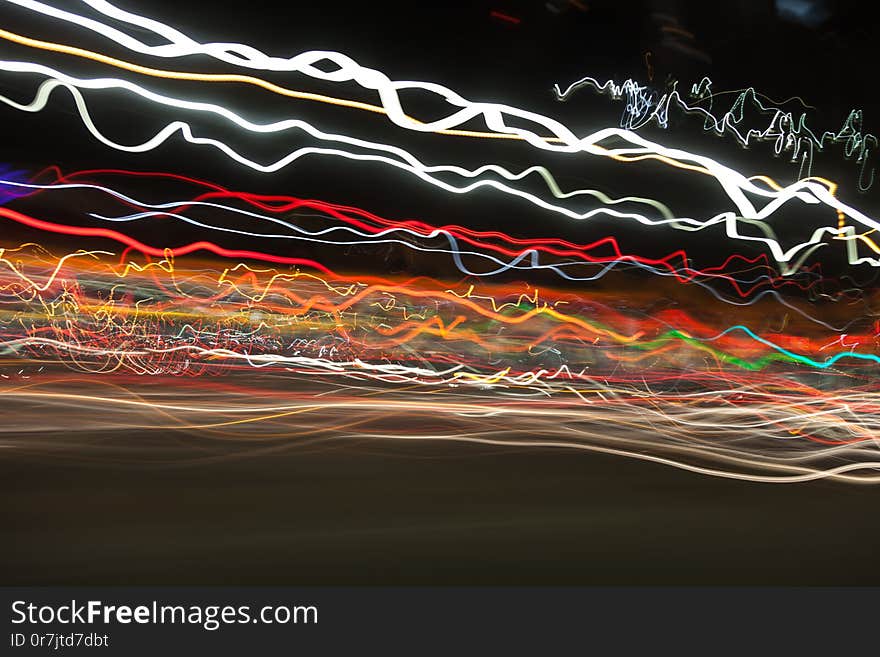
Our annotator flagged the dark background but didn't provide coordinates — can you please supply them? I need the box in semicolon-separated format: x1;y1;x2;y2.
1;0;880;584
5;446;880;585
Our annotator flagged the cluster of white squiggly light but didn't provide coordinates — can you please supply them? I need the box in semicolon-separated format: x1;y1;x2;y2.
554;74;877;190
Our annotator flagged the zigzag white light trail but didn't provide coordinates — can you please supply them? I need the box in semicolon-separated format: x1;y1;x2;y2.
2;2;876;254
0;3;869;197
2;61;880;271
